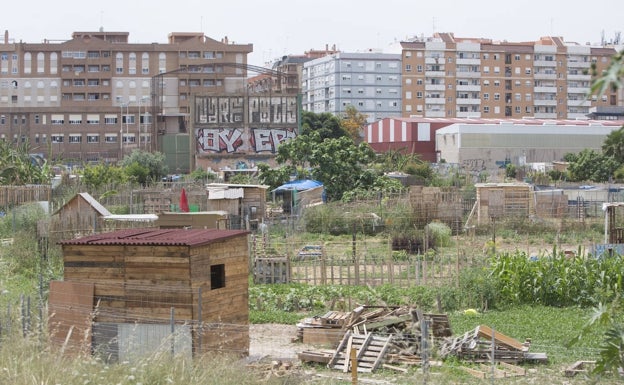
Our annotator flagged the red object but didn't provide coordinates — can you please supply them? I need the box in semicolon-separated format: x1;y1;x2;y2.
179;188;189;212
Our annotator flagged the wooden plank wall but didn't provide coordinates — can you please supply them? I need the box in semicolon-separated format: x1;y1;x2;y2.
191;237;250;355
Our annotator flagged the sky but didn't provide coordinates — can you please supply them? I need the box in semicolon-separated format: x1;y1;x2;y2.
2;0;622;68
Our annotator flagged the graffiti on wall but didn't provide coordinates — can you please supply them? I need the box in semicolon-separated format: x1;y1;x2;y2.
248;96;297;124
196;127;296;154
251;128;296;153
197;128;245;153
461;158;487;172
194;96;297;125
195;96;244;124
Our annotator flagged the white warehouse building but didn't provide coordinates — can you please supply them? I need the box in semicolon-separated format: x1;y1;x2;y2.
435;119;624;172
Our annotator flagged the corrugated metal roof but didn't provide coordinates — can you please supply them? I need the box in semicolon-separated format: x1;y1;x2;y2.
58;228;249;247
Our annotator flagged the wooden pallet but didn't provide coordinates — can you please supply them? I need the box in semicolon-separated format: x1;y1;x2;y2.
327;331;393;373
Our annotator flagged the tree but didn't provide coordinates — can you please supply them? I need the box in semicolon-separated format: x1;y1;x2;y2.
566;149;617;182
120;150;168;185
602;127;624;164
300;111;349;140
80;163;126;191
340;105;368;142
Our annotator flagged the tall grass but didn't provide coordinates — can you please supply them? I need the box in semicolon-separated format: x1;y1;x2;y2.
0;333;298;385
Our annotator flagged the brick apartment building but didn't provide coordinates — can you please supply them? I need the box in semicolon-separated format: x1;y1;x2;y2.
401;33;620;119
0;30;252;166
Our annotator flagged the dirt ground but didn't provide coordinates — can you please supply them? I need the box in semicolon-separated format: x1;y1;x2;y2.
249;323;315;361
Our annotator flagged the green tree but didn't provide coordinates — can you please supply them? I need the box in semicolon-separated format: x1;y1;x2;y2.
567;149;617;182
300;111;349;140
120;150;168;185
80;163;126;191
602;126;624;164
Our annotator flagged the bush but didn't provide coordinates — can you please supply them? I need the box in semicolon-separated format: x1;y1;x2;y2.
425;222;452;248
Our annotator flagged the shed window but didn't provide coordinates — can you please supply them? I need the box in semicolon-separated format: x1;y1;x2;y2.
211;264;225;289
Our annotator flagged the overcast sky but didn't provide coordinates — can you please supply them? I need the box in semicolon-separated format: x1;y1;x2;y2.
2;0;622;67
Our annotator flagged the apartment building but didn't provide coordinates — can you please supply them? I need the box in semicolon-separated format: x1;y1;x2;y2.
0;30;252;165
301;52;402;122
401;33;619;119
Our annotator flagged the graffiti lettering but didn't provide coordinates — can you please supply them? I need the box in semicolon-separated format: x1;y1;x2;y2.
252;128;296;153
197;128;244;153
461;158;486;172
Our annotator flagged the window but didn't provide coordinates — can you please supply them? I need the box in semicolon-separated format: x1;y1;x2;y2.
87;114;100;124
68;114;82;124
405;91;412;99
87;135;99;143
483;66;489;74
51;134;64;143
416;79;423;85
483;106;490;113
514;55;520;61
104;114;118;124
405;64;412;72
483;93;489;101
416;65;423;72
69;134;82;143
525;68;531;75
494;93;500;101
51;114;64;124
35;115;40;124
211;264;225;289
116;53;123;74
416;91;423;99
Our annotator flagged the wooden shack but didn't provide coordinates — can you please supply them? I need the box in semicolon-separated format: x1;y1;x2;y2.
50;228;250;360
50;192;112;239
206;183;268;229
469;183;535;225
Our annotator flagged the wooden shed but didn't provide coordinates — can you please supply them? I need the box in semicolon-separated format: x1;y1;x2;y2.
469;183;535;225
50;228;250;360
51;192;112;238
205;183;268;229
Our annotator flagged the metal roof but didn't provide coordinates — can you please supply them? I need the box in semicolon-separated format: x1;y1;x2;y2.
58;228;249;247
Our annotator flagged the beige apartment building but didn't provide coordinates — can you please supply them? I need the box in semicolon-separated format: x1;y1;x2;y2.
401;33;620;119
0;30;252;166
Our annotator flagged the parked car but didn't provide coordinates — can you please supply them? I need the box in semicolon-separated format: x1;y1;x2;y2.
297;245;323;260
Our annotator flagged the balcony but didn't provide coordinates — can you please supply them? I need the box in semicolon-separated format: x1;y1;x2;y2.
534;112;557;119
456;85;481;92
567;73;591;81
534;99;557;106
534;72;557;80
456;98;481;105
425;57;443;64
567;112;590;119
533;60;557;67
425;84;445;91
567;87;589;94
425;97;445;104
567;99;592;107
425;70;446;77
456;58;480;65
456;71;481;78
456;111;481;118
567;61;591;69
425;110;446;118
534;86;557;93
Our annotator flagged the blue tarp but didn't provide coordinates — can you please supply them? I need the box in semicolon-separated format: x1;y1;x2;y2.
273;179;323;192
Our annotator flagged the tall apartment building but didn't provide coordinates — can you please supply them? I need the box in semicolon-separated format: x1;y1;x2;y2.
301;52;402;122
0;30;252;165
401;33;620;119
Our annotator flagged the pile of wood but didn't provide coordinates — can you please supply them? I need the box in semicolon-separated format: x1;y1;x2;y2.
297;305;546;375
439;324;547;364
297;306;452;372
